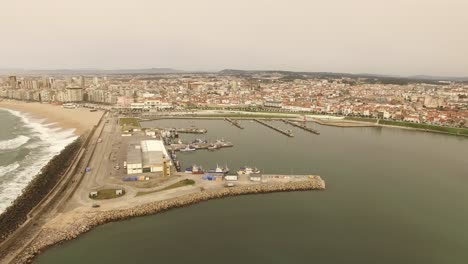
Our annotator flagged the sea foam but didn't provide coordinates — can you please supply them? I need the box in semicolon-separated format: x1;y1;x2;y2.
0;135;30;150
0;162;20;176
0;108;77;213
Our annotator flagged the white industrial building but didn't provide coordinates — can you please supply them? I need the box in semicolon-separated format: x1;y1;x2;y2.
127;140;171;174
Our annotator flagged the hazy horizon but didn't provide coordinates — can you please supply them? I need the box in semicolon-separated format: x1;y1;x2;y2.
2;0;468;77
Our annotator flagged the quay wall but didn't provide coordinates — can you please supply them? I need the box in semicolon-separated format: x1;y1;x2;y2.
14;179;325;263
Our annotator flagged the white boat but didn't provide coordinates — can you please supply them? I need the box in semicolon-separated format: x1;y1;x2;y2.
207;144;219;151
207;164;229;175
237;167;261;175
180;145;196;152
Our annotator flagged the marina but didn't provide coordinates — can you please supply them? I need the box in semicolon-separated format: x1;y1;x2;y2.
24;117;468;264
158;127;207;136
282;119;320;135
168;138;234;152
175;127;207;134
254;119;294;137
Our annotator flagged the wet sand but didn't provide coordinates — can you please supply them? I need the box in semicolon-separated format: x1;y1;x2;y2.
0;101;103;135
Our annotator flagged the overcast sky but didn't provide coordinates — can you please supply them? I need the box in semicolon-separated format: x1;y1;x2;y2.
1;0;467;76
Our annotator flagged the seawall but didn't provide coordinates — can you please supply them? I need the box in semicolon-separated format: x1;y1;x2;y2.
14;180;324;263
0;138;82;243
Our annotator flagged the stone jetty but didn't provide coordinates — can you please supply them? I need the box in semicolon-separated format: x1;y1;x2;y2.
225;118;244;129
12;179;324;263
254;119;294;137
282;119;320;135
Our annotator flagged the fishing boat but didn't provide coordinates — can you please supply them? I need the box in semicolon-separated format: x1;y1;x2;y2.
191;165;204;174
207;164;229;175
185;165;204;174
237;167;261;175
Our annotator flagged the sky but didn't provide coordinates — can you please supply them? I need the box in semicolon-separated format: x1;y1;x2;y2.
1;0;467;76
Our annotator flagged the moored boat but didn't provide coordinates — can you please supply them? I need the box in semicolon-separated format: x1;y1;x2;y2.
185;165;204;174
237;167;261;175
207;164;229;175
207;144;219;151
180;145;196;152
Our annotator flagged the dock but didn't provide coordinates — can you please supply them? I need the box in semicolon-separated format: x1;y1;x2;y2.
168;150;181;172
168;139;234;152
282;119;320;135
175;128;207;134
170;143;234;152
254;119;294;137
160;127;207;134
225;118;244;129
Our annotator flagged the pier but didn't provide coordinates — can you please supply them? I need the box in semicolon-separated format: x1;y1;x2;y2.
170;141;234;152
254;119;294;137
225;118;244;129
282;119;320;135
175;128;207;134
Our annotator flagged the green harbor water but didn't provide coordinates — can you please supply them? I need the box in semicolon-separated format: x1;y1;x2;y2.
36;120;468;264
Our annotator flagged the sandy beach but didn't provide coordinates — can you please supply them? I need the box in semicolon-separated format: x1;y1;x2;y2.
0;101;103;136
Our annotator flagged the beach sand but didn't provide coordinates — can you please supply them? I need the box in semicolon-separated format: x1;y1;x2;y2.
0;101;103;136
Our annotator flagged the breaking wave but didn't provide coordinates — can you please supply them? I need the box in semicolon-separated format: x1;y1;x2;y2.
0;162;20;176
0;108;77;213
0;135;30;150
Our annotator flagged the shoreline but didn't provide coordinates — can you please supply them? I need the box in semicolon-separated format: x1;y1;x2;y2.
0;101;103;136
0;101;103;214
16;180;324;263
140;114;468;137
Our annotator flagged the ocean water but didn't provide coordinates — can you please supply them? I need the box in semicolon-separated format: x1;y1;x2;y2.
37;120;468;264
0;108;77;213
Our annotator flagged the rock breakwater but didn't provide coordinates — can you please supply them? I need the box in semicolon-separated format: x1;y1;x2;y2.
13;179;324;263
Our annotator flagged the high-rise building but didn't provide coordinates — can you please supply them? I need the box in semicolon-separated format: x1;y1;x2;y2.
66;87;84;102
9;76;17;89
231;80;238;90
80;76;85;88
93;77;99;86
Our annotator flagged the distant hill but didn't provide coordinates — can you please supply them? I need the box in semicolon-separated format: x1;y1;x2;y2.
408;75;468;82
218;69;468;84
1;67;467;83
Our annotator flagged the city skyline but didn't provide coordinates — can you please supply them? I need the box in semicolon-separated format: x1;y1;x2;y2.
2;0;468;77
1;67;468;80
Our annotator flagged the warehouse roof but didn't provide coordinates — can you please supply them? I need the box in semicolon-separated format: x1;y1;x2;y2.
142;151;164;166
140;140;164;152
127;145;142;165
